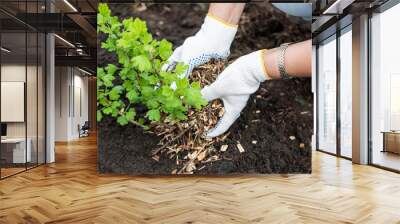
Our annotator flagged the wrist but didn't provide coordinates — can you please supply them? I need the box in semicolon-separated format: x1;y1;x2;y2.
207;3;244;27
263;47;281;79
206;13;238;28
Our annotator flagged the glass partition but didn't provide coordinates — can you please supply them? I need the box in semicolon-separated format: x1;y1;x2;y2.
317;35;337;154
339;26;352;158
370;3;400;171
0;1;46;179
1;30;28;177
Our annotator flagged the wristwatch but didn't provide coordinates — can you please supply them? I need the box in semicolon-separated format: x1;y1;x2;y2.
278;43;292;80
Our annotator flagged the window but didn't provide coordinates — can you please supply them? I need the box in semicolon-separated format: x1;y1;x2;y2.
370;3;400;171
317;35;337;154
339;26;352;158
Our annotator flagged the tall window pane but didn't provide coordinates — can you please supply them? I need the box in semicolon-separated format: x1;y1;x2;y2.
340;27;352;158
371;3;400;171
318;35;337;154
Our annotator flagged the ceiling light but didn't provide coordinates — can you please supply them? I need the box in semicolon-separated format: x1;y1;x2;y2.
54;34;75;48
78;67;92;76
323;0;354;15
1;47;11;53
63;0;78;12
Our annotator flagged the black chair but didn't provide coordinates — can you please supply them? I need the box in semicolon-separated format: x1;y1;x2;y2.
79;121;90;138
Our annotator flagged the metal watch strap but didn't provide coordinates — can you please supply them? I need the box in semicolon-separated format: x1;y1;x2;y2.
278;43;291;79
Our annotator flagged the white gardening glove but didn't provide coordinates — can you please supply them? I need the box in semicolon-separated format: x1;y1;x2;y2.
201;50;271;137
162;14;238;78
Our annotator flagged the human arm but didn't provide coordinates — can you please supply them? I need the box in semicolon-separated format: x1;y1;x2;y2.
202;39;312;137
163;3;245;77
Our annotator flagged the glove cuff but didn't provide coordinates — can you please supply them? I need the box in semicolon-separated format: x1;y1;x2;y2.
196;15;238;49
242;50;271;82
206;13;238;28
259;49;271;80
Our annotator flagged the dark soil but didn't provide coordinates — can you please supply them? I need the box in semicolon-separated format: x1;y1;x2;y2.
98;3;312;175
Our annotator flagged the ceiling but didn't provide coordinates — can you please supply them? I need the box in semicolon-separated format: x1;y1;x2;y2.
0;0;97;73
311;0;390;43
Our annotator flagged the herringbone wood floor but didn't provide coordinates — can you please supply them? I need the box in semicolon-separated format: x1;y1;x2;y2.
1;135;400;224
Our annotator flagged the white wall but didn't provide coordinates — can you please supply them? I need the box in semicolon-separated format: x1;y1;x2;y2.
54;67;89;141
1;65;39;138
55;66;69;141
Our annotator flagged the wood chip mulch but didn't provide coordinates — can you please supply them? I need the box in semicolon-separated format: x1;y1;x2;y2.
149;61;232;174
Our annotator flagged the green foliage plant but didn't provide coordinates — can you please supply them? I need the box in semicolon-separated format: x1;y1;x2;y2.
97;3;207;128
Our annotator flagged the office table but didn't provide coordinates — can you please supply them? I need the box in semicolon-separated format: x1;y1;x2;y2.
1;138;32;163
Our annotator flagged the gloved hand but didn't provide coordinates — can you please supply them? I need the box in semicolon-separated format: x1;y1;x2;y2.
162;14;238;78
201;50;270;137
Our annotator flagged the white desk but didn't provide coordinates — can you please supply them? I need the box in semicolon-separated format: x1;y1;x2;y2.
1;138;31;163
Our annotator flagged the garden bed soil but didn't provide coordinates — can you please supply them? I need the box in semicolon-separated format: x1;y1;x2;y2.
98;3;312;175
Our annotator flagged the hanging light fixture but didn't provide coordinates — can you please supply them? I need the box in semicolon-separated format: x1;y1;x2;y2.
54;34;75;48
63;0;78;12
1;47;11;53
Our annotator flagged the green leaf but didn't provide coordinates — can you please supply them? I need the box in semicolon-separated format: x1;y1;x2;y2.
146;99;159;109
158;39;172;60
172;111;187;121
98;3;111;17
106;64;118;75
132;18;147;35
141;33;153;44
146;109;161;121
174;63;188;76
126;90;139;102
176;78;189;89
123;80;135;91
102;107;113;115
164;97;182;110
109;85;123;100
141;86;153;97
183;87;208;110
103;74;114;87
125;108;136;121
97;110;103;122
132;55;152;72
117;115;129;126
161;85;173;98
142;73;159;85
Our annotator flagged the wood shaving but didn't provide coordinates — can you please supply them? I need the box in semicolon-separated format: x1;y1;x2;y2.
237;143;245;153
150;61;233;174
220;145;228;152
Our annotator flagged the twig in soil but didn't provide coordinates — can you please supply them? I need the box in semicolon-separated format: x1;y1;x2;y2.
151;123;194;156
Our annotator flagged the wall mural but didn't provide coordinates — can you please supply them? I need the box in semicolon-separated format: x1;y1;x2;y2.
97;3;313;175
